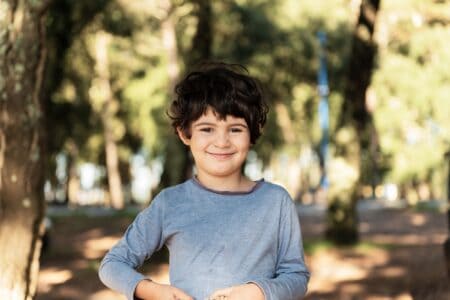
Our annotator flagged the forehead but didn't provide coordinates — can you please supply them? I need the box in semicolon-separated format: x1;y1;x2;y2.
192;108;247;125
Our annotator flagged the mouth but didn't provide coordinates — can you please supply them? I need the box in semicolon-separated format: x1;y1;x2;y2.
207;152;235;159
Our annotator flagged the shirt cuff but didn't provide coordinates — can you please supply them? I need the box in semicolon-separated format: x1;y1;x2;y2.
127;273;147;300
246;279;269;300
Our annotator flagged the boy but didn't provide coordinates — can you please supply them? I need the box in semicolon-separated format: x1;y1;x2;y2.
99;63;310;300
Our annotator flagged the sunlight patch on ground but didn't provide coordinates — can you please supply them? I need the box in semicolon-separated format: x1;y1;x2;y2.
307;248;390;294
83;236;120;259
340;283;364;294
55;286;86;299
144;263;170;284
377;266;406;278
366;293;412;300
38;268;73;293
369;233;446;246
89;289;125;300
411;214;426;226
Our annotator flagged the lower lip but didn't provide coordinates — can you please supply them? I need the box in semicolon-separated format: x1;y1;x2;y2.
208;153;234;160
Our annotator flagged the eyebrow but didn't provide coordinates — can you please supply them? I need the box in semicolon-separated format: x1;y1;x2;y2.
193;122;248;128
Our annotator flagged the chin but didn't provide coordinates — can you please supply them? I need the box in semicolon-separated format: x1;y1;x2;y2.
207;168;240;178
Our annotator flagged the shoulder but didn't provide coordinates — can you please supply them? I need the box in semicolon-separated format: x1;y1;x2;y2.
150;180;191;206
262;180;298;208
259;180;292;200
140;181;191;218
160;180;190;196
260;181;300;220
253;180;294;209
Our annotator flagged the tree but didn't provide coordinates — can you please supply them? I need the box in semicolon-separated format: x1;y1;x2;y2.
44;0;144;206
90;31;125;209
43;0;112;205
159;0;213;188
0;0;52;298
367;0;450;276
326;0;381;244
371;0;450;201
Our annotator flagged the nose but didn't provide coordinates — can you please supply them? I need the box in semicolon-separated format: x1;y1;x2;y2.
214;130;231;148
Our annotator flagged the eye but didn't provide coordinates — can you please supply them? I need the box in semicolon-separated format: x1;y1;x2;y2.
199;127;213;133
230;127;243;133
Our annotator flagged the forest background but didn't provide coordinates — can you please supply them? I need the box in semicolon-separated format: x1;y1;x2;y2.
0;0;449;299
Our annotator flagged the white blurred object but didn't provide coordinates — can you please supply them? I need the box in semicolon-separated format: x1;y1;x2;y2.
384;183;399;202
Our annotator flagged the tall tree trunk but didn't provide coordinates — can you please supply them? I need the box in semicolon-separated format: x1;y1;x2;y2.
158;0;197;188
187;0;212;67
91;31;124;209
0;1;51;298
326;0;381;245
159;0;214;188
42;1;112;198
161;0;179;95
444;151;450;276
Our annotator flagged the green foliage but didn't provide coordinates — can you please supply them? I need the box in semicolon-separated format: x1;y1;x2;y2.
122;65;169;154
303;239;394;255
43;0;449;197
372;1;450;185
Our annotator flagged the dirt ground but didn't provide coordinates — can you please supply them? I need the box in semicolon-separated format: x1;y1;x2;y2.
36;206;450;300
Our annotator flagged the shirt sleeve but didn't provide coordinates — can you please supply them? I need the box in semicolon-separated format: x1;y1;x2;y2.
98;192;166;300
250;195;310;300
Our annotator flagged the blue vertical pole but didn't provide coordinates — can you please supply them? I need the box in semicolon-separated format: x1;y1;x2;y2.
317;31;329;189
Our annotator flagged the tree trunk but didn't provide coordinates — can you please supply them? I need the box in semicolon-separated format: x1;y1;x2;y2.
42;1;112;198
161;0;180;95
0;1;51;298
91;31;124;210
158;0;193;188
187;0;212;67
67;163;80;207
444;151;450;277
159;0;214;188
326;0;381;245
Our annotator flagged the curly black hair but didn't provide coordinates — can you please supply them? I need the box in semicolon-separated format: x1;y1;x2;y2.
168;62;269;144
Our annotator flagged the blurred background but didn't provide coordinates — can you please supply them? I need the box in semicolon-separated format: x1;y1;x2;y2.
1;0;450;299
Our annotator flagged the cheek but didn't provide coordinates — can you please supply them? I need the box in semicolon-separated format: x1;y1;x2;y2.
236;137;251;149
190;138;210;150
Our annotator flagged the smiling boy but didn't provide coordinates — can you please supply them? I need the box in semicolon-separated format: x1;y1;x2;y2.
99;63;310;300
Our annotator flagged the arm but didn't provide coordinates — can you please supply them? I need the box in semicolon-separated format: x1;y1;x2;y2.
208;283;264;300
98;194;167;300
250;197;310;300
134;279;193;300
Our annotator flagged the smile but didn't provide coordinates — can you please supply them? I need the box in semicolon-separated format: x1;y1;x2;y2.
207;152;235;159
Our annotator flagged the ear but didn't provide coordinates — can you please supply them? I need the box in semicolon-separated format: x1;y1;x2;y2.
177;128;191;146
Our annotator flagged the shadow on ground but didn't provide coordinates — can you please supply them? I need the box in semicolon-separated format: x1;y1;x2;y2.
36;208;450;300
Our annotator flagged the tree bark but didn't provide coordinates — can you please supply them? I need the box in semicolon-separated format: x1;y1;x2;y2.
187;0;212;67
326;0;381;245
0;0;51;298
158;0;193;188
161;0;180;95
91;31;124;210
444;151;450;277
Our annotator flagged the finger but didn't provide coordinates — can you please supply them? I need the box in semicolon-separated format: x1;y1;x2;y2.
208;297;225;300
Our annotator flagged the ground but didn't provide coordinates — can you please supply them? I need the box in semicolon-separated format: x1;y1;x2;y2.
36;205;450;300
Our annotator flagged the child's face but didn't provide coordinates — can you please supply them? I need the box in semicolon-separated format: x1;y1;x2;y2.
178;107;251;181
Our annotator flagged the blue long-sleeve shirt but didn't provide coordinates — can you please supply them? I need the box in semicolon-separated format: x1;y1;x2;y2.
99;178;309;300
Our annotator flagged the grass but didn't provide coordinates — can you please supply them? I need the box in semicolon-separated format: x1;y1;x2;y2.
303;239;395;255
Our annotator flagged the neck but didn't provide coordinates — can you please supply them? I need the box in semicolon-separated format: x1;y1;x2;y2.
195;173;254;193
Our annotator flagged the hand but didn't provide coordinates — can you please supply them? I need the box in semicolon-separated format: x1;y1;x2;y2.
208;283;265;300
135;279;193;300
